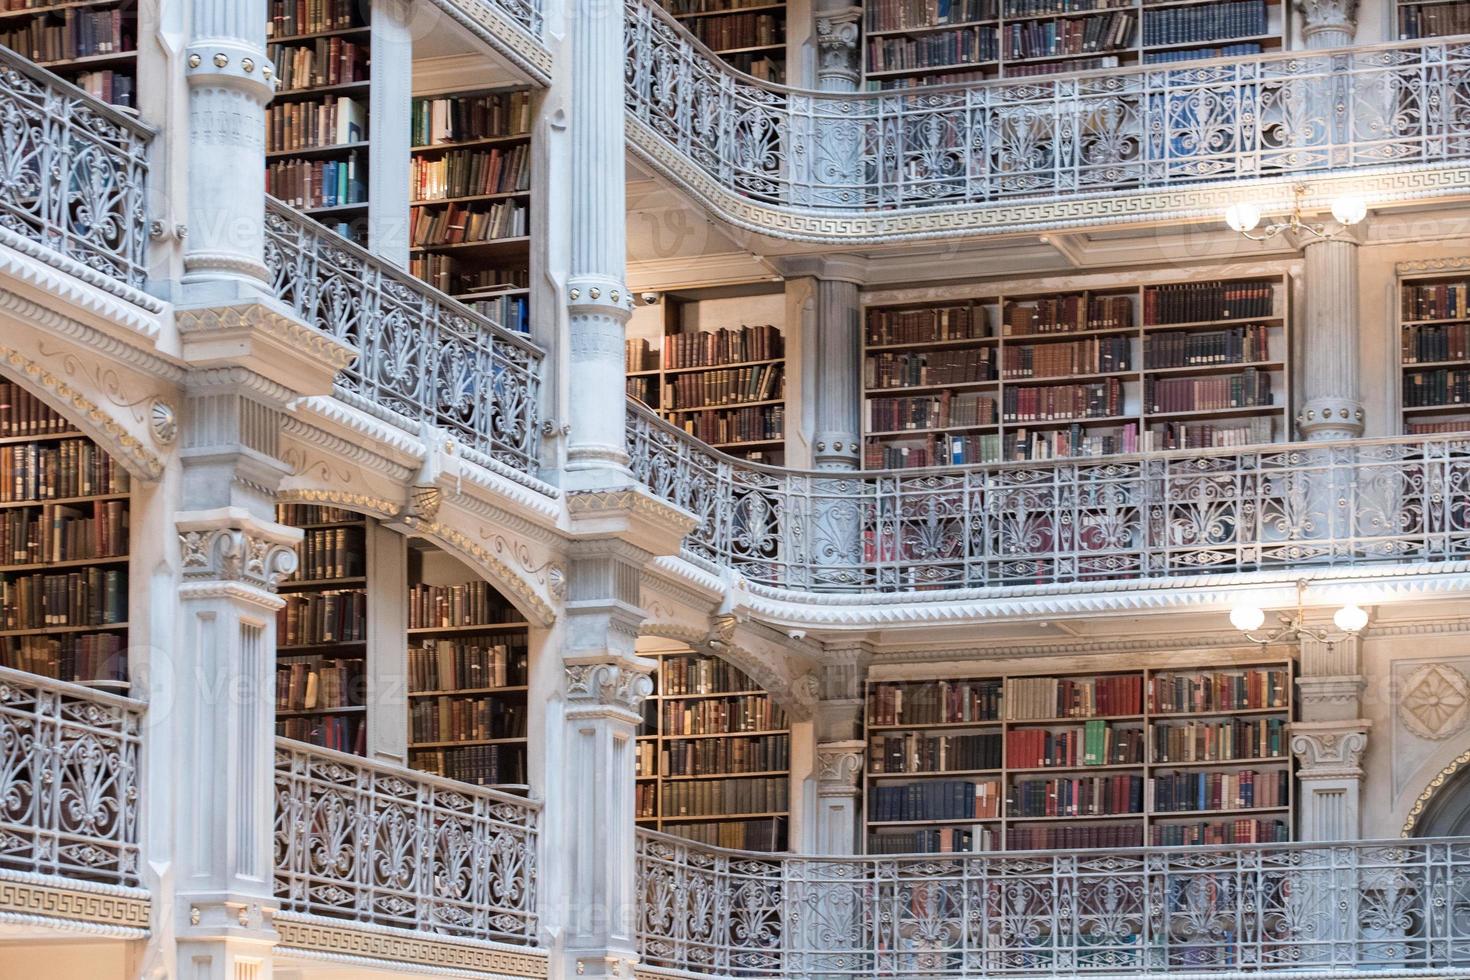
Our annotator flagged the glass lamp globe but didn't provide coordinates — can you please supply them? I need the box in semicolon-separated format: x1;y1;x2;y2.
1331;195;1368;226
1230;605;1266;633
1224;203;1262;233
1333;603;1369;634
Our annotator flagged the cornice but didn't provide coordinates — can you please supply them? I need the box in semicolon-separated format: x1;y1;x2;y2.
281;417;417;486
175;301;357;396
0;286;179;381
185;364;304;406
291;395;427;466
422;0;552;85
274;912;549;978
455;453;564;530
0;869;150;937
0;225;165;315
276;488;400;522
1396;257;1470;276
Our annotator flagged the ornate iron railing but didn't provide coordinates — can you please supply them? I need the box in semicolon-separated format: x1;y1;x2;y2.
264;199;543;475
625;3;1470;214
273;740;540;943
627;402;1470;593
0;667;142;888
0;44;150;287
637;830;1470;979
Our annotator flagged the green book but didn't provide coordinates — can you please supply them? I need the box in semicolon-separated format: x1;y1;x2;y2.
1083;719;1106;766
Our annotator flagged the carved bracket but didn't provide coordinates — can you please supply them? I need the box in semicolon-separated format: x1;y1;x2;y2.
177;507;301;591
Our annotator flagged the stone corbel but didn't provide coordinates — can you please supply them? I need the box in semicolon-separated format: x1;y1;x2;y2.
564;657;657;720
175;300;357;398
1290;721;1371;780
177;506;302;594
815;740;864;797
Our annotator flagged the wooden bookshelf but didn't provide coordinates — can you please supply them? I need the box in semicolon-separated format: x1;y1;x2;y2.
0;0;137;107
626;295;787;463
408;87;533;334
660;0;786;81
406;542;529;791
265;0;370;244
1398;270;1470;436
862;274;1290;468
1395;0;1470;38
637;648;791;851
864;656;1295;854
0;380;129;688
275;503;369;754
862;0;1283;88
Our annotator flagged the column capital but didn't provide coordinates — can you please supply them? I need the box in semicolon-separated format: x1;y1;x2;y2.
815;740;865;796
814;8;863;92
564;656;657;721
1290;721;1371;780
177;507;302;602
1294;0;1358;44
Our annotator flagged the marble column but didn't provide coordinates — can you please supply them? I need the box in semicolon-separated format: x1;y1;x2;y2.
811;647;869;853
1292;636;1371;841
814;7;862;93
367;0;413;265
806;8;863;207
809;262;865;470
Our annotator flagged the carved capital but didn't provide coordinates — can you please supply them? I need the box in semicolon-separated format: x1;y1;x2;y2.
1294;0;1358;40
814;7;862;90
177;507;301;591
1290;722;1370;780
815;740;865;795
565;660;655;714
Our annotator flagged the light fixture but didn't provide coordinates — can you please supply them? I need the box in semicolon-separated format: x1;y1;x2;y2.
1223;185;1367;244
1229;580;1369;644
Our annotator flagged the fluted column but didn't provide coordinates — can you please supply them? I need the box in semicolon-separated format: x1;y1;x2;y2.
1292;636;1370;841
814;7;862;93
811;271;864;469
809;647;868;854
181;0;275;298
565;0;635;488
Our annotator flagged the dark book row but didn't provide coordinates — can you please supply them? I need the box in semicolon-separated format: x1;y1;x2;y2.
0;499;127;566
868;391;996;432
267;0;361;36
1002;12;1135;60
1404;368;1470;409
1397;3;1470;40
2;439;131;502
868;827;987;854
1001;424;1136;460
277;503;362;525
1003;0;1128;17
277;589;366;646
410;695;527;743
659;733;791;776
278;714;364;754
1143;368;1273;414
870;778;1000;822
675;404;784;445
1144;280;1274;325
1002;336;1131;379
868;24;999;71
658;654;763;695
663;695;787;735
663;325;783;369
1148;668;1289;714
1006;821;1143;850
863;432;1002;468
1151;768;1289;812
1147;417;1273;450
0;7;132;62
1403;322;1470;364
1;568;125;630
289;525;364;581
661;817;785;850
664;364;784;410
1000;378;1123;423
1144;325;1271;369
660;776;789;817
1140;0;1265;46
865;0;996;33
408;637;529;692
408;581;521;629
868;679;1004;726
1010;773;1145;818
1150;818;1288;846
0;384;71;438
411;743;526;786
412;91;532;146
1004;295;1133;336
867;348;996;389
868;731;1003;774
686;12;782;49
1;631;125;685
1151;716;1287;764
867;305;988;346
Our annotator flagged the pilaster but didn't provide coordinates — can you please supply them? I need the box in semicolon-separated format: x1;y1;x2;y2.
813;741;865;854
1292;636;1370;841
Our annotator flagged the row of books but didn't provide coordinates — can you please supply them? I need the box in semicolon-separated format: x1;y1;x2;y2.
266;96;366;153
2;439;130;502
1142;41;1261;64
410;145;530;202
1145;325;1272;369
277;504;360;525
661;817;785;850
267;0;361;36
869;827;988;853
662;695;787;735
867;679;1004;726
865;0;996;33
1000;378;1122;423
1008;674;1143;720
1144;369;1273;414
723;52;783;82
664;365;783;410
1007;822;1142;850
1004;0;1129;17
412;744;526;786
407;637;529;692
1149;669;1289;714
411;91;532;147
1;568;125;630
1006;721;1145;769
636;782;658;817
657;656;762;695
870;779;1001;821
676;405;784;445
868;392;996;433
1399;3;1470;40
73;66;133;107
278;714;363;753
1403;323;1470;364
1003;54;1117;74
658;734;791;776
1408;420;1470;435
626;339;659;374
1010;773;1143;817
1151;716;1287;764
1403;282;1470;322
0;7;131;62
0;387;69;437
663;325;784;369
1151;768;1288;812
0;500;127;565
686;12;782;49
1139;0;1266;46
660;777;789;816
289;526;364;581
1002;336;1131;378
1151;818;1288;847
1000;425;1136;460
409;201;527;247
464;290;530;333
867;305;988;346
665;0;784;13
266;154;365;211
408;581;521;629
868;25;999;72
1149;417;1274;450
864;433;1001;468
276;657;362;711
1145;280;1274;325
1;632;125;685
1405;368;1470;409
266;36;366;91
1002;12;1134;60
869;732;1003;774
867;349;996;389
409;696;527;742
1005;296;1133;335
277;589;366;646
410;255;528;296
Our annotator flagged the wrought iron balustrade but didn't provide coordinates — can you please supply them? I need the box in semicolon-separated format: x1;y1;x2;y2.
0;666;142;888
625;2;1470;214
264;200;543;475
0;44;150;288
637;830;1470;979
273;739;540;943
627;401;1470;593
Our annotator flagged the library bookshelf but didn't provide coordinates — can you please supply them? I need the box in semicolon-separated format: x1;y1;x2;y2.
626;295;787;463
0;0;138;107
1395;0;1470;39
0;381;129;689
637;648;792;851
864;656;1296;854
406;540;530;790
659;0;786;82
862;274;1291;469
408;86;534;334
862;0;1285;89
1398;267;1470;436
265;0;372;244
275;503;369;754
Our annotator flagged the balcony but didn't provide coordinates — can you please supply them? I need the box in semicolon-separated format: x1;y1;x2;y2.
636;829;1470;979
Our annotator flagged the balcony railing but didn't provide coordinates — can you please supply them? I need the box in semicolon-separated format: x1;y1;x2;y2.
627;402;1470;594
273;740;540;944
637;830;1470;979
0;44;150;288
625;3;1470;216
0;667;142;888
264;200;544;476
